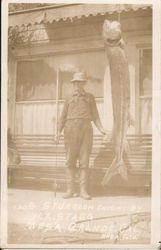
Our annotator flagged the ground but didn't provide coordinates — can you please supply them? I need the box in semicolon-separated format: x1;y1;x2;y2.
8;188;151;245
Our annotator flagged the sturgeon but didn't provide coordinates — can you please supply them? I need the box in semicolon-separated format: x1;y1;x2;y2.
102;20;130;185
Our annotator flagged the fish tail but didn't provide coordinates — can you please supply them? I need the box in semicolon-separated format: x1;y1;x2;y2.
101;158;128;186
101;157;118;185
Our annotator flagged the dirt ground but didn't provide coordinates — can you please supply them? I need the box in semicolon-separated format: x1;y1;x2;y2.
8;188;151;245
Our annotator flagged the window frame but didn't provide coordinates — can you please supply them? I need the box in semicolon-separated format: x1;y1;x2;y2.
136;44;152;135
15;50;105;103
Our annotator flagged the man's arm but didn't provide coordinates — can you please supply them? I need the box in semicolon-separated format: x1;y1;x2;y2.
94;119;107;135
55;100;68;143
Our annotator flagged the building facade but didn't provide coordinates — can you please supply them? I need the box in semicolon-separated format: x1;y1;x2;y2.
8;4;152;137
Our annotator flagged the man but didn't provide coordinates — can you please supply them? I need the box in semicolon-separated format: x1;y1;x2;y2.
56;71;107;200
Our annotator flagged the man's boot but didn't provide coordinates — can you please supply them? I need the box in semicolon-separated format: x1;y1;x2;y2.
80;169;91;200
63;168;75;199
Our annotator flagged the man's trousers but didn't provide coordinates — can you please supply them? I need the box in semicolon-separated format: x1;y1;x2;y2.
64;119;93;169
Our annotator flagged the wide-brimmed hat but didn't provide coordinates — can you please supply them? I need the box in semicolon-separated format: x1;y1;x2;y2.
71;72;87;83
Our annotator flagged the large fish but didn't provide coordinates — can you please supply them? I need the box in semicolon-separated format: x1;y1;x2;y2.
102;20;130;185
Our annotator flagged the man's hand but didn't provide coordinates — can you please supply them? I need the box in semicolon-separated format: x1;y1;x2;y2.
100;128;109;135
94;119;110;139
100;128;112;142
54;134;60;144
128;114;135;127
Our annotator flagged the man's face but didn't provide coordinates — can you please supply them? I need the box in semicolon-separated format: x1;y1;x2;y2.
72;81;86;91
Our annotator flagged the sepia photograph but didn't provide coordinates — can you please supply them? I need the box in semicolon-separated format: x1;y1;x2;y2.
1;0;161;248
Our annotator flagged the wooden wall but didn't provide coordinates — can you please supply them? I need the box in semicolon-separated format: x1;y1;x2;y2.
8;10;152;136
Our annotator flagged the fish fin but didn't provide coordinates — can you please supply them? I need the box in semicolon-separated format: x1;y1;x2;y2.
118;160;128;181
101;157;119;185
101;158;128;186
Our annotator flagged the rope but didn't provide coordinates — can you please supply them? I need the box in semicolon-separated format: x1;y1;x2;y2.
53;68;60;197
53;140;58;197
118;4;121;23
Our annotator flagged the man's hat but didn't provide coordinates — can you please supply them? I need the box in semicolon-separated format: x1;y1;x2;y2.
71;72;87;83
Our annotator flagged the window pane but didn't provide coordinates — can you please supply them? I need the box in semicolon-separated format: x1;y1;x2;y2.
140;49;152;96
16;60;57;101
57;51;106;99
59;71;74;99
139;48;152;134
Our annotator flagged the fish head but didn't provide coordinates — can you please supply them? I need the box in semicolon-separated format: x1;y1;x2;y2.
103;20;122;45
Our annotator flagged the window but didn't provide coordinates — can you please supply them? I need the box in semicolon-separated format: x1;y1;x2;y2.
139;48;152;134
140;49;152;96
58;51;105;99
16;50;106;101
16;60;57;101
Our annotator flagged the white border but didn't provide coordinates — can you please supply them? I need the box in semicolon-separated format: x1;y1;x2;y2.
151;0;161;245
1;0;8;248
1;0;161;249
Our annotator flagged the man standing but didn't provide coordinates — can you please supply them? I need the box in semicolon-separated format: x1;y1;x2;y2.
56;72;107;200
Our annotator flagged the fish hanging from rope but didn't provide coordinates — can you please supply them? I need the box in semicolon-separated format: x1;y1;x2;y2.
102;20;131;185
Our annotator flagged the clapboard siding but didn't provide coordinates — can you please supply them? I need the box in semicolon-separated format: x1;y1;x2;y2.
8;134;152;189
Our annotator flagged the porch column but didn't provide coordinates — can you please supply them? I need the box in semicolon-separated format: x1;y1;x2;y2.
8;54;17;135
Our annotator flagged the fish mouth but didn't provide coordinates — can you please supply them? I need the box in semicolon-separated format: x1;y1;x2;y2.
105;37;121;46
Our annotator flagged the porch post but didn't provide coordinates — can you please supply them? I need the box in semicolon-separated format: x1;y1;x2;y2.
8;55;17;136
55;68;59;136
